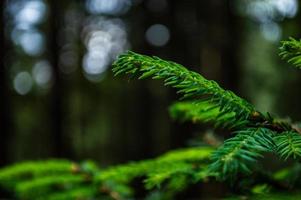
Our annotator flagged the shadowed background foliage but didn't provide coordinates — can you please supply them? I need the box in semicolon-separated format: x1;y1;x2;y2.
0;0;301;170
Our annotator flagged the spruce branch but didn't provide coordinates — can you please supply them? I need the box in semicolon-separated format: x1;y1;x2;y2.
112;51;296;133
280;37;301;68
208;128;275;179
113;51;256;121
274;131;301;160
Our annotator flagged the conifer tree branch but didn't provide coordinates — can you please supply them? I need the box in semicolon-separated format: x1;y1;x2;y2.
113;51;256;121
113;51;297;133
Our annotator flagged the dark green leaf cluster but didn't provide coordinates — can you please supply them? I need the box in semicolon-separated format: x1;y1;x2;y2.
280;37;301;68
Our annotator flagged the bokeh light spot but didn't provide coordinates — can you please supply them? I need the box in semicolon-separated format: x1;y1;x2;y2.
83;51;109;75
246;0;298;23
274;0;298;18
15;0;47;25
145;24;170;47
86;0;131;15
32;60;52;88
260;22;282;42
19;30;45;56
13;72;33;95
82;17;129;82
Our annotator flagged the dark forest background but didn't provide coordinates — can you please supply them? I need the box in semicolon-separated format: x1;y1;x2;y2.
0;0;301;168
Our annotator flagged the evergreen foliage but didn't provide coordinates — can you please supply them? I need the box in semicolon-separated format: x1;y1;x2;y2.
0;147;214;199
1;37;301;199
274;131;301;160
110;44;301;192
209;128;275;179
112;51;256;122
280;37;301;68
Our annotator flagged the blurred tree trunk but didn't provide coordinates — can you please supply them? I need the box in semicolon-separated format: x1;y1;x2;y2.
47;0;71;158
222;0;240;91
119;5;154;161
197;0;240;90
0;1;11;166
